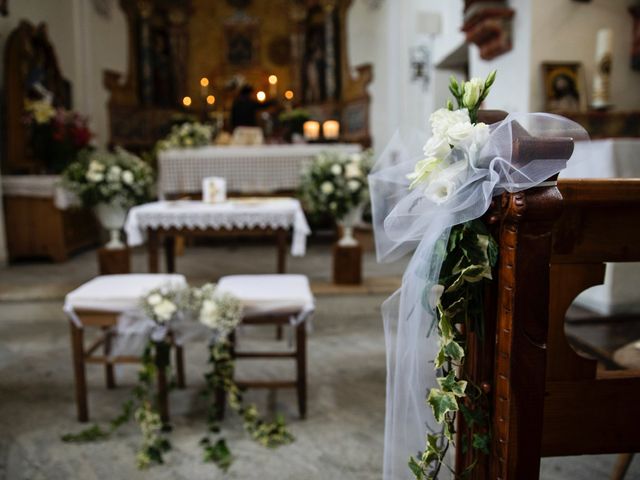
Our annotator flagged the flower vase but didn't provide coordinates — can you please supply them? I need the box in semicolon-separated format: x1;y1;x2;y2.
338;204;364;247
94;202;128;250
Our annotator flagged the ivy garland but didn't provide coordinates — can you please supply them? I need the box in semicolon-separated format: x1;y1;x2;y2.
62;284;294;472
406;73;499;479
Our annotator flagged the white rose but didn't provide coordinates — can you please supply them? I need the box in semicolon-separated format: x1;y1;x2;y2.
423;135;452;160
121;170;134;185
463;77;484;109
147;293;163;306
199;299;219;328
445;121;475;146
86;170;103;183
321;181;335;195
423;160;469;204
330;164;342;176
407;156;444;189
88;160;105;172
106;165;122;182
349;153;362;165
430;108;470;138
153;299;177;323
345;162;362;179
348;179;360;192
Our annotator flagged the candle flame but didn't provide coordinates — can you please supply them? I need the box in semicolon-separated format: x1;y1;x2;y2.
268;75;278;85
256;91;266;102
206;95;216;105
284;90;294;100
200;77;209;87
182;96;192;107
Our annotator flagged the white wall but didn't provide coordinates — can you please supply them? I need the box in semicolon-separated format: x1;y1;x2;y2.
529;0;640;111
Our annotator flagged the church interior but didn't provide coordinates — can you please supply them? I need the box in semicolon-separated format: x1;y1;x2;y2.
0;0;639;478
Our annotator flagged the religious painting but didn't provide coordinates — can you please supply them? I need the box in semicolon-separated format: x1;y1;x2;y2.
224;13;259;66
542;62;586;113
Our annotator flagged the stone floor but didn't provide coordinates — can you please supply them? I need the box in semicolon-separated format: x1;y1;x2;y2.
0;243;638;479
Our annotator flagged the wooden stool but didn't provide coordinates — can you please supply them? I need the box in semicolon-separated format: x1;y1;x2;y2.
64;274;188;422
216;274;314;419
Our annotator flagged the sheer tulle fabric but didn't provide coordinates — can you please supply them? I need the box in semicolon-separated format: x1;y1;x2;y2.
370;114;589;480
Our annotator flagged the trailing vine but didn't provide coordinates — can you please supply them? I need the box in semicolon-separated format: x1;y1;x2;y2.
62;341;171;469
405;72;499;479
200;339;294;471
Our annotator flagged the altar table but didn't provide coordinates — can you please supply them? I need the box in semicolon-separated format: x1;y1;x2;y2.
124;198;310;274
157;143;362;197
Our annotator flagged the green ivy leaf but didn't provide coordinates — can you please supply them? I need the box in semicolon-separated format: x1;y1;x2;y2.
443;338;465;363
408;456;424;478
437;371;468;398
427;388;459;423
447;265;488;292
472;433;490;455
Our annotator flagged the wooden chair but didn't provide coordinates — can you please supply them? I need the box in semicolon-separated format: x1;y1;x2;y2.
64;274;187;423
454;118;640;477
216;274;314;419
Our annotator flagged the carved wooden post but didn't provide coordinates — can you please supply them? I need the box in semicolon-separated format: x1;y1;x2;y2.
491;185;563;479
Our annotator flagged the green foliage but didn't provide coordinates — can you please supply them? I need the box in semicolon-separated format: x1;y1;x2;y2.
410;218;498;479
200;340;294;473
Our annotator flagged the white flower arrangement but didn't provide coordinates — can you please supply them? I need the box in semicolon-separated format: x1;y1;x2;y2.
62;148;154;208
156;122;214;151
407;72;496;205
300;150;373;221
142;287;181;324
187;283;242;336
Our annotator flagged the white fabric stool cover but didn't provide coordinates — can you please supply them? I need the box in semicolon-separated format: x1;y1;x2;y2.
217;274;314;322
64;274;187;325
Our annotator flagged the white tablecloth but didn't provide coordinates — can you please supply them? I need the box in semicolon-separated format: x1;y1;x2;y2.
561;138;640;315
1;175;77;209
125;198;311;256
158;143;362;197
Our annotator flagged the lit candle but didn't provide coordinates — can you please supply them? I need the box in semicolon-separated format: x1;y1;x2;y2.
256;90;266;103
206;95;216;106
200;77;209;98
303;120;320;140
284;90;294;101
182;96;192;107
268;75;278;97
323;120;340;140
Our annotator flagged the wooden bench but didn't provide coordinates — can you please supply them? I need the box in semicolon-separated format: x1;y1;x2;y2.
455;173;640;477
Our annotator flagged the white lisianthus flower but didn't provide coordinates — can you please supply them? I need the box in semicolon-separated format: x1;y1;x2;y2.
462;77;484;109
345;162;362;179
153;299;177;323
199;299;220;329
107;165;122;182
121;170;135;185
430;108;470;138
330;164;342;176
407;157;444;189
423;160;469;204
423;135;452;160
348;179;360;192
445;121;475;146
321;181;335;195
147;293;163;306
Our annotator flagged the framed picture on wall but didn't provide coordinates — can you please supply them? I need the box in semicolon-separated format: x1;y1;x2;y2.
541;62;587;112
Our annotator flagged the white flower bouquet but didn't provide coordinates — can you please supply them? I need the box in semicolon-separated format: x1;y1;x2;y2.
407;72;496;204
183;283;242;337
156;122;214;151
62;148;154;208
300;150;373;221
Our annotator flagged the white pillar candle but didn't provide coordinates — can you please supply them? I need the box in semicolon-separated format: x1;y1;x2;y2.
303;120;320;140
322;120;340;140
592;28;613;109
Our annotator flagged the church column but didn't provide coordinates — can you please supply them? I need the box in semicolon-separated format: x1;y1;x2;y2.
137;0;154;106
289;2;307;97
168;5;189;106
322;0;338;101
